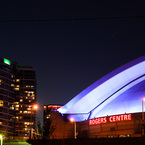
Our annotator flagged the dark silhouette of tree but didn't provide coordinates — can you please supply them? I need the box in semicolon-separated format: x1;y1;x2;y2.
36;120;42;139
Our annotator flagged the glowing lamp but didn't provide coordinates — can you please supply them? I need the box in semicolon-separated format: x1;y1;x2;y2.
0;135;2;140
70;118;75;122
0;135;3;145
4;58;11;65
69;118;77;139
33;104;38;110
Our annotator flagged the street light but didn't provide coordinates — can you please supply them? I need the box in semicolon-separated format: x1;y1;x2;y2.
0;135;3;145
142;97;145;136
33;104;38;110
70;118;77;139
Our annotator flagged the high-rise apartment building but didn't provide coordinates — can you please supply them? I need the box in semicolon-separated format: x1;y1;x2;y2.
0;58;37;139
0;58;15;138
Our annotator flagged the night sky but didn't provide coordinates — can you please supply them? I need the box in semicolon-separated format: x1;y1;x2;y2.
0;1;145;122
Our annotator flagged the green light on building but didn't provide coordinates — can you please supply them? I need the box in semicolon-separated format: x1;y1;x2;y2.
4;58;11;65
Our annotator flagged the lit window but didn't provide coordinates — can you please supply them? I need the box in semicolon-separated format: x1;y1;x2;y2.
24;122;33;125
15;108;19;110
11;84;14;86
23;111;28;113
28;111;31;113
0;101;3;106
14;102;19;104
20;99;23;102
0;122;2;125
27;108;31;110
28;91;35;96
30;122;34;125
26;85;30;88
16;116;19;119
20;111;22;113
14;88;19;91
16;79;20;82
15;105;19;107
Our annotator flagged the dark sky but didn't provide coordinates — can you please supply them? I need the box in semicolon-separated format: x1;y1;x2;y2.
0;1;145;121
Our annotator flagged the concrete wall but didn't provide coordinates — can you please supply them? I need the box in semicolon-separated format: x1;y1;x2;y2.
50;111;74;139
78;113;143;138
49;112;143;139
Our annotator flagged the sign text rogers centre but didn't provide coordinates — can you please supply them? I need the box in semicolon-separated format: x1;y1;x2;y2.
89;114;131;125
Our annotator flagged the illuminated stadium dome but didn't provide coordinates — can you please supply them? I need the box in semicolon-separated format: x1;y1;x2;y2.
58;56;145;122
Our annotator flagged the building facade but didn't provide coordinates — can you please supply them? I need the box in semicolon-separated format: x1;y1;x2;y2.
49;56;145;139
0;58;15;138
79;113;143;138
43;105;62;139
49;112;144;139
0;58;37;139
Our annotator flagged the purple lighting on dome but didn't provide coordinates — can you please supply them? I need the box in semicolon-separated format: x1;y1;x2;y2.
58;56;145;122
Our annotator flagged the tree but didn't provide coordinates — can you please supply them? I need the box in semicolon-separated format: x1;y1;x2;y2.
36;120;42;139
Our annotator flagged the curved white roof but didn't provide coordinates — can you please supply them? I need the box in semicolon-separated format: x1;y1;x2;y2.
58;56;145;121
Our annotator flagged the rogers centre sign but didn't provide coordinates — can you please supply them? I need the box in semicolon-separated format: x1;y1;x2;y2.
89;114;131;125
